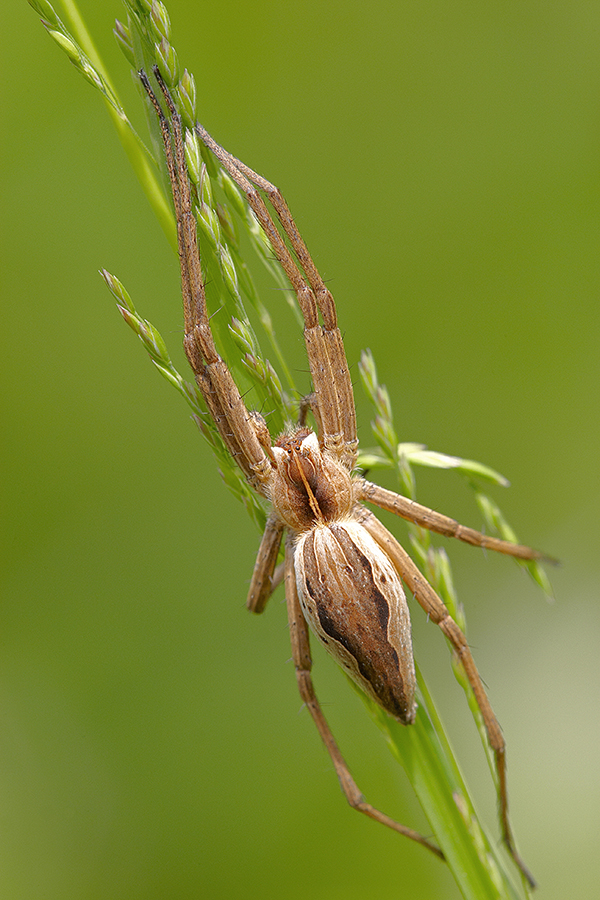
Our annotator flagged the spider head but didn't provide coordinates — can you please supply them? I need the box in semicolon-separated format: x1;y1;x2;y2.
270;428;354;532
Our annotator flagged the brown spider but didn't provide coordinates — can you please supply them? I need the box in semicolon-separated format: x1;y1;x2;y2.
141;66;544;887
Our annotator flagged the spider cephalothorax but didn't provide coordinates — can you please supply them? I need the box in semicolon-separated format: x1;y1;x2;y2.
141;65;546;886
270;429;354;529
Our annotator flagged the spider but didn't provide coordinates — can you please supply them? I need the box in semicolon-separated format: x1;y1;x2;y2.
141;66;544;888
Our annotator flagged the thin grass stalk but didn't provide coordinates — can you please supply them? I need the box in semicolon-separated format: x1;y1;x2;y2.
28;2;545;896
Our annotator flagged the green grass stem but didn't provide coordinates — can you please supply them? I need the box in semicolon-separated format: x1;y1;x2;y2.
29;3;548;896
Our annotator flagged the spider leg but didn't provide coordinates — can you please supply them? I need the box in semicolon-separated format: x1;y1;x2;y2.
284;537;444;860
297;392;319;429
140;69;271;491
247;515;285;614
195;122;357;467
357;478;554;563
359;509;536;889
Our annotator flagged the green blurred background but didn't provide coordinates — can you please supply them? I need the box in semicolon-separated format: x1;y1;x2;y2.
4;1;600;897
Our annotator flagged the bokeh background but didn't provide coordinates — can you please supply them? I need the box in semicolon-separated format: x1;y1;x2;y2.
4;1;600;897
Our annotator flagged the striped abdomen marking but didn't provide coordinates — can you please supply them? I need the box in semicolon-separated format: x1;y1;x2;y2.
294;519;416;723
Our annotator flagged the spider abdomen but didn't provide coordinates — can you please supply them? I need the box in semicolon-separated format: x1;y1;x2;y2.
294;519;417;724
